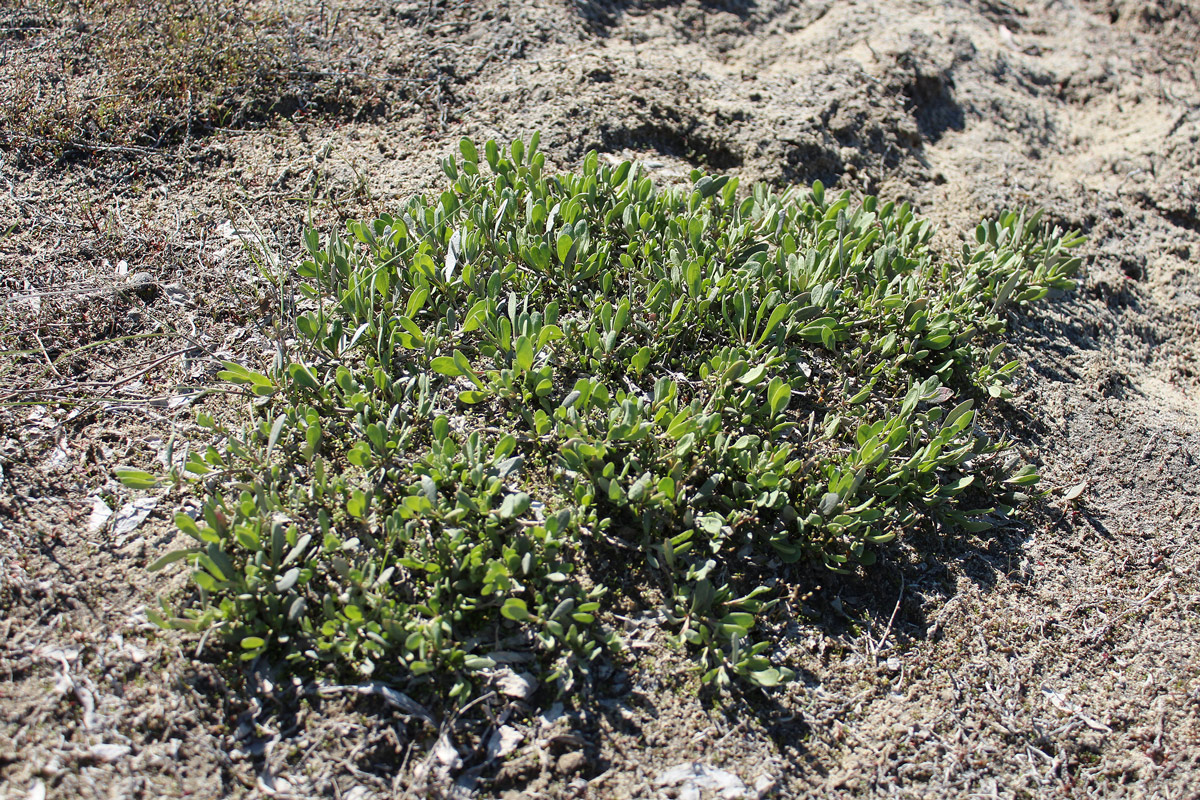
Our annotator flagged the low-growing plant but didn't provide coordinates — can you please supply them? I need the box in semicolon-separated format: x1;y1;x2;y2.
121;135;1083;700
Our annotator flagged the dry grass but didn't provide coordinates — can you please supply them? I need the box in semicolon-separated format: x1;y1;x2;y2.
7;1;290;153
0;0;464;161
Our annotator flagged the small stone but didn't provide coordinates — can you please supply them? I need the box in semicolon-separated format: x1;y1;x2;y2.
657;763;747;798
556;751;587;775
89;744;130;762
496;669;538;701
485;725;523;761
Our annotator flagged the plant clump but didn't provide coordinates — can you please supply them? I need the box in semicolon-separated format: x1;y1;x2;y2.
125;135;1083;701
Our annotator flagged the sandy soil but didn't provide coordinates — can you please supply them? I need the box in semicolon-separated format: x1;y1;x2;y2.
1;0;1198;797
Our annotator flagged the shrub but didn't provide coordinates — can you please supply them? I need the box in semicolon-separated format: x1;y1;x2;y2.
125;135;1083;699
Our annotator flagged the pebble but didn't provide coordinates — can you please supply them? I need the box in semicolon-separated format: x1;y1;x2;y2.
89;743;131;763
496;669;538;701
557;751;587;775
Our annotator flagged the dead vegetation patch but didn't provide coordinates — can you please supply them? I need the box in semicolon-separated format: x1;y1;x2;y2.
0;0;560;163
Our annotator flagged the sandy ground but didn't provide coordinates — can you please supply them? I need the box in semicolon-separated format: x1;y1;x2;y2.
1;0;1198;797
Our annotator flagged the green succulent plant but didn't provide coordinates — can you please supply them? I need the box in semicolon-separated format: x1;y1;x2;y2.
123;134;1083;700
